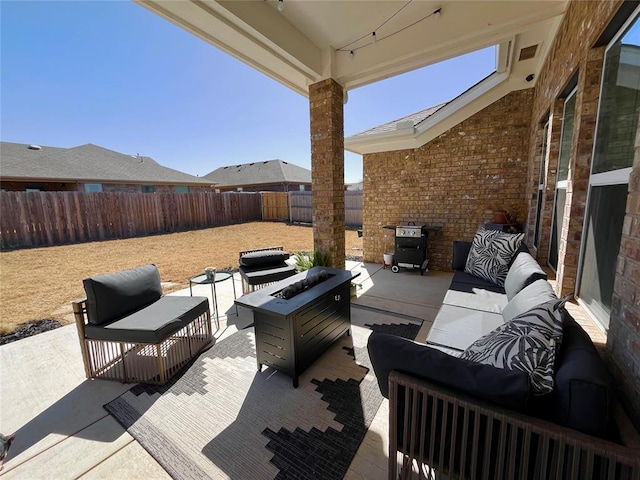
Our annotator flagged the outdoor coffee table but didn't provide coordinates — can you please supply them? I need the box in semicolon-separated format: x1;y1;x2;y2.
189;271;238;329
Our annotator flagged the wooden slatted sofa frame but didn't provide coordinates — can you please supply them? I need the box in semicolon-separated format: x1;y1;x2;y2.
388;372;640;479
238;245;297;294
72;264;212;385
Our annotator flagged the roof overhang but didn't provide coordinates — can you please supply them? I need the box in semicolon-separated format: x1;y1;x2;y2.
135;0;567;97
345;13;564;155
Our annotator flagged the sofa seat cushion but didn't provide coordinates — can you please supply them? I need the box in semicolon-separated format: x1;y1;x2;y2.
84;296;209;344
451;271;505;293
532;312;615;438
239;264;297;285
504;252;547;300
239;250;290;268
443;288;508;314
368;332;531;411
501;279;557;322
83;264;163;325
461;298;565;395
464;227;525;286
426;305;505;352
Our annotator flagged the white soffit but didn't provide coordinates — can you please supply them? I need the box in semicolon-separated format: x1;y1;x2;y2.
136;0;567;97
345;14;564;155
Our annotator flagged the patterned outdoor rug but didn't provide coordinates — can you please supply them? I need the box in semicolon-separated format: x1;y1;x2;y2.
104;305;422;480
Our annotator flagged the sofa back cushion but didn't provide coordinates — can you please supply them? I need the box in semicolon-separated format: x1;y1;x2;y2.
464;227;525;286
504;252;547;300
239;250;290;268
533;311;615;439
502;279;557;322
83;264;163;325
451;241;472;271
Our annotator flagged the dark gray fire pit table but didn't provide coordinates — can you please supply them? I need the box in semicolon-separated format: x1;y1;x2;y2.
234;266;359;387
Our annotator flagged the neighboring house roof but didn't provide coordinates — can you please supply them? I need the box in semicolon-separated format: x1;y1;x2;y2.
0;142;213;185
203;159;311;187
350;103;447;138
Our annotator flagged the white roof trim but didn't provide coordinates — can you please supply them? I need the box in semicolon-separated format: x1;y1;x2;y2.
345;65;511;155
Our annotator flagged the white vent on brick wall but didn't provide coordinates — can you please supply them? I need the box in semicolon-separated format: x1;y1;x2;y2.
518;45;538;61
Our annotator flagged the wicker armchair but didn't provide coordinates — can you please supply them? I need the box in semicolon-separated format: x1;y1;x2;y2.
388;371;640;480
73;264;212;385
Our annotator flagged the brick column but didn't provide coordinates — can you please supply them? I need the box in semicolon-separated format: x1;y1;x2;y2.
309;79;345;268
555;48;605;296
607;117;640;429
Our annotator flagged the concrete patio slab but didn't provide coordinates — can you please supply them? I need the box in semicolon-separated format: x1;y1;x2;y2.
80;441;170;480
0;325;131;470
2;416;133;479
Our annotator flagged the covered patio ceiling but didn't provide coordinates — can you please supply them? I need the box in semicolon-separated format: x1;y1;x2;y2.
136;0;568;97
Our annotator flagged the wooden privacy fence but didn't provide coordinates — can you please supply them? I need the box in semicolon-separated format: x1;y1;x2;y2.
288;191;362;226
0;191;262;249
262;191;289;221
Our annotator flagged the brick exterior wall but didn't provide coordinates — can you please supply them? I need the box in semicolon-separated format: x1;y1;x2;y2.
526;0;640;428
309;79;346;268
362;89;533;270
555;47;605;297
607;126;640;430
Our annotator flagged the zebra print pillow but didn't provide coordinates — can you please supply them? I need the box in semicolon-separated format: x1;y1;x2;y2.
460;297;568;395
464;227;524;286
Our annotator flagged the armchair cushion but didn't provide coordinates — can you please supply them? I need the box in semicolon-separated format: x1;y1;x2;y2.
239;264;297;286
368;332;531;411
239;250;290;268
84;296;209;344
83;264;163;325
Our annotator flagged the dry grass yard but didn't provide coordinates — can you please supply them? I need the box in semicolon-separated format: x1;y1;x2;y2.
0;222;362;334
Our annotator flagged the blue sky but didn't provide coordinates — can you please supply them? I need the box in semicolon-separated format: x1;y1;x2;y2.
1;1;495;183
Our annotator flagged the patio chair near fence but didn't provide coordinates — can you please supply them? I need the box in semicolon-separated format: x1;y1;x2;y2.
238;246;297;294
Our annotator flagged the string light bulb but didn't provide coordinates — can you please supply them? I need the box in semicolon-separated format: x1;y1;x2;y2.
277;0;284;12
337;3;444;57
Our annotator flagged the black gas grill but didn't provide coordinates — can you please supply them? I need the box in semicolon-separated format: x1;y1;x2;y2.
384;223;442;275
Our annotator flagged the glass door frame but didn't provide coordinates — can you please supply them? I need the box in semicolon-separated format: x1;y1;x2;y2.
548;87;577;272
575;7;639;328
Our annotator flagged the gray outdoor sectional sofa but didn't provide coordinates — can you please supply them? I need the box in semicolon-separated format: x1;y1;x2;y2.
368;229;640;479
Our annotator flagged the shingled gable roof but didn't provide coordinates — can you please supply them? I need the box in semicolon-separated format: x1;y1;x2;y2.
203;159;311;187
0;142;213;185
350;103;448;138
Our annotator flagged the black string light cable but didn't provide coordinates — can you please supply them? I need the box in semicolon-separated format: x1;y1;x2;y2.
337;2;442;58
